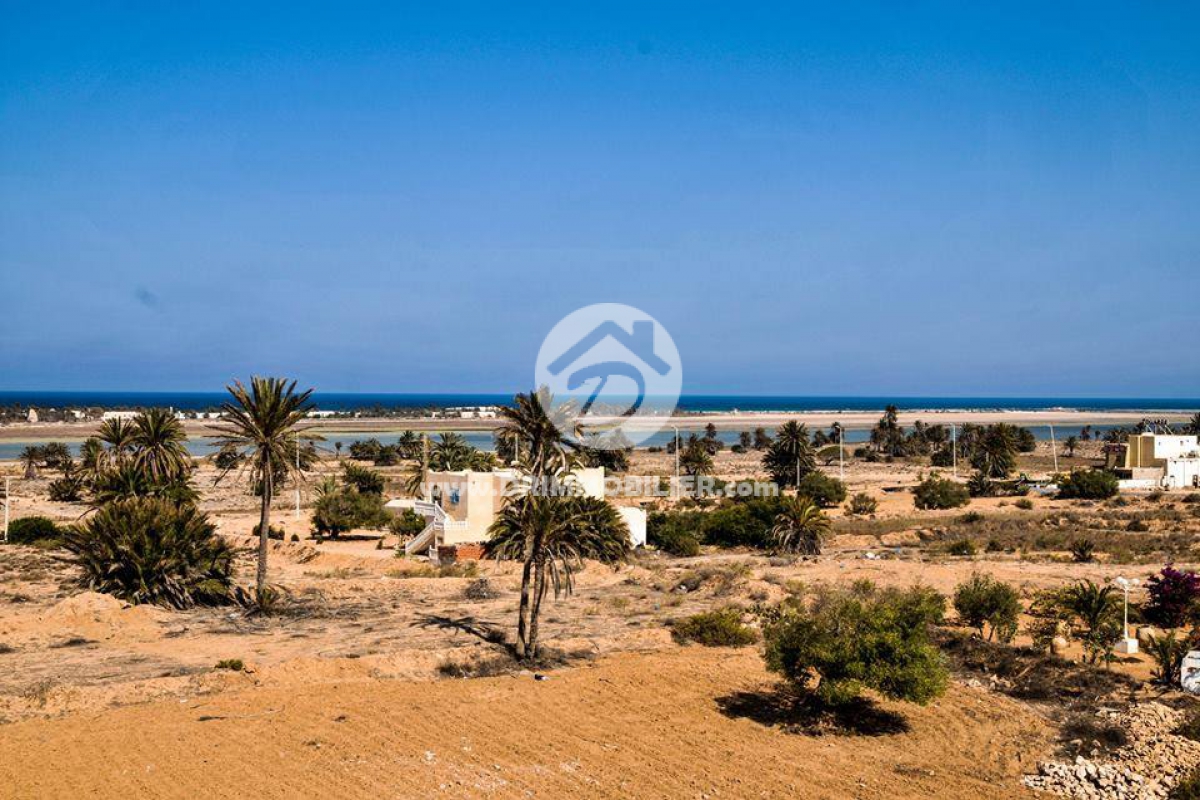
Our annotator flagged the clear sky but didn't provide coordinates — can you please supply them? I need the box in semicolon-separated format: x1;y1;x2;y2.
2;2;1197;396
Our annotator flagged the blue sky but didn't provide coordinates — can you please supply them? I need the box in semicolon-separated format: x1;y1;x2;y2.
1;2;1197;396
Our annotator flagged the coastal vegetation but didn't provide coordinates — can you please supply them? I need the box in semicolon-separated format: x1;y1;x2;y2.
212;377;316;601
484;389;630;661
913;473;971;510
62;498;236;609
762;582;949;706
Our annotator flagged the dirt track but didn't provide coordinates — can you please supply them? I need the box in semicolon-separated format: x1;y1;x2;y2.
0;648;1049;800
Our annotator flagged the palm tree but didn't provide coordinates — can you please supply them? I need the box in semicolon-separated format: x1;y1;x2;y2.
770;495;829;555
487;493;628;659
1063;579;1120;665
19;445;42;479
211;377;314;599
763;421;815;488
496;388;578;475
1190;412;1200;437
79;436;105;481
679;435;713;478
41;442;73;471
396;431;421;460
488;389;587;659
1064;435;1079;458
89;462;199;507
131;408;192;484
97;417;137;470
971;424;1018;479
871;405;904;456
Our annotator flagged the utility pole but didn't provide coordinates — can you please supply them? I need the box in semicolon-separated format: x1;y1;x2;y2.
839;425;845;482
673;425;680;500
3;476;9;543
1050;424;1059;473
422;433;430;501
294;432;301;521
951;424;957;478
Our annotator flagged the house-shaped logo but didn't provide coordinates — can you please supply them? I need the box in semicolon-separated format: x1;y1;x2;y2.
535;304;682;448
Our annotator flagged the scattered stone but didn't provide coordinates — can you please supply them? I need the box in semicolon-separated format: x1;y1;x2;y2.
1024;703;1200;799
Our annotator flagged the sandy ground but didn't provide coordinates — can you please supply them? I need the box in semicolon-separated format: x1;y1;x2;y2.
0;647;1051;800
2;445;1199;798
2;407;1193;441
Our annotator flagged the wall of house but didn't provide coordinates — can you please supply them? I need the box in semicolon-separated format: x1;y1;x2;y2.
1166;459;1200;489
618;506;647;548
1125;435;1200;469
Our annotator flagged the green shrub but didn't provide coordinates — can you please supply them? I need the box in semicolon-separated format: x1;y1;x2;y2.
967;471;994;498
913;474;970;510
1015;498;1034;510
1148;632;1186;688
846;493;877;515
1057;469;1119;500
311;480;389;537
252;523;285;541
388;509;427;539
1061;580;1121;665
959;511;985;524
213;445;243;471
1071;539;1096;563
1171;767;1200;800
215;658;244;671
952;573;1021;643
347;438;383;461
6;516;63;546
763;584;948;705
947;539;976;557
648;511;702;556
47;474;85;502
61;498;235;608
671;608;757;647
342;463;385;495
796;472;847;508
700;498;781;548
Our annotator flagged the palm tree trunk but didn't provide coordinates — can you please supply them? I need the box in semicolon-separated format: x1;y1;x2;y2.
256;457;273;598
516;556;534;658
527;555;547;661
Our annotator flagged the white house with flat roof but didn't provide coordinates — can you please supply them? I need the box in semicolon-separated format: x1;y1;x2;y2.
1120;434;1200;490
386;466;646;559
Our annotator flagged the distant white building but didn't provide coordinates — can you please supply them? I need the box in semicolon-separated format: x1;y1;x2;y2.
447;406;501;419
101;411;139;421
1120;434;1200;490
26;408;38;423
306;410;339;418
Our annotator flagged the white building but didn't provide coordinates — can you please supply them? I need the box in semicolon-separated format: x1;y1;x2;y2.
101;410;139;421
386;466;647;559
447;406;501;419
1120;434;1200;490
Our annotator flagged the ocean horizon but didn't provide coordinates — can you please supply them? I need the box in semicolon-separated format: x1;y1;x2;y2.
1;391;1198;414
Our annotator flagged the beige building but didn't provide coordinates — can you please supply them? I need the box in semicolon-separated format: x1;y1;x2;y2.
387;466;647;558
1120;434;1200;490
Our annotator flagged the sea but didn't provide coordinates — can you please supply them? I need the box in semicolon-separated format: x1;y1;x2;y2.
1;391;1198;414
0;391;1196;461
